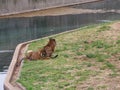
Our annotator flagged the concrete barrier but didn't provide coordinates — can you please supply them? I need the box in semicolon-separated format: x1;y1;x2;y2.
4;43;27;90
0;0;102;16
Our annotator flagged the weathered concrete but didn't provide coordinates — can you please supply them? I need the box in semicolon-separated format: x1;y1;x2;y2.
0;0;102;16
1;6;114;19
4;43;28;90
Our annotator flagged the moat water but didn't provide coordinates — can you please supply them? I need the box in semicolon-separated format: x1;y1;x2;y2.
0;0;120;90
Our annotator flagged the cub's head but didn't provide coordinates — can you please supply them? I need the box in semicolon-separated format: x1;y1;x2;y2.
48;38;56;46
49;38;56;42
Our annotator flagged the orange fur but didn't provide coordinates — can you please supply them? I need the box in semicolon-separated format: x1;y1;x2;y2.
25;50;41;60
25;38;56;60
41;38;56;58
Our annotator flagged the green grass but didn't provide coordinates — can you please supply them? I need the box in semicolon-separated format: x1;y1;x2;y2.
87;87;94;90
116;40;120;44
18;22;120;90
97;25;111;32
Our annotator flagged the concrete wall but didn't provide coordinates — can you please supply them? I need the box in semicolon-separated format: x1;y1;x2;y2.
0;0;101;15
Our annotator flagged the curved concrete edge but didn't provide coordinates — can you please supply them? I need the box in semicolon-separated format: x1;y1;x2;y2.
4;36;54;90
4;43;27;90
0;0;102;18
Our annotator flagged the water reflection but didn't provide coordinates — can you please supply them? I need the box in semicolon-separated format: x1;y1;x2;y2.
0;52;13;72
0;12;120;50
0;73;6;90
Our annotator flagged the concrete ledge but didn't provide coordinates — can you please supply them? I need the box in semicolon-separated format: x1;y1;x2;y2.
0;0;102;18
4;43;27;90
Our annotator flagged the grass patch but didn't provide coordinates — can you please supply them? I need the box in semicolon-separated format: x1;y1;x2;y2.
104;61;115;71
116;40;120;44
97;85;107;90
91;40;112;49
87;87;94;90
97;25;111;32
18;22;120;90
